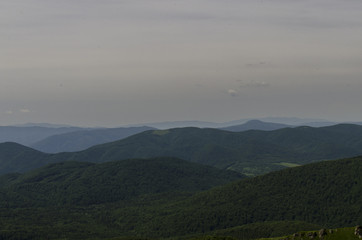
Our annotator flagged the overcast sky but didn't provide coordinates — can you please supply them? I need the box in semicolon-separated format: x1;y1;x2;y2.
1;0;362;127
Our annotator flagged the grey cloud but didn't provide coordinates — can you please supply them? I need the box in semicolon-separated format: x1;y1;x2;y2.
227;89;238;97
244;62;270;69
1;0;362;126
238;80;271;88
20;109;31;113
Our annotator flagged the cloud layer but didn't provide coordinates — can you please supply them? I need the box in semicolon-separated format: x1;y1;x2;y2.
1;0;362;126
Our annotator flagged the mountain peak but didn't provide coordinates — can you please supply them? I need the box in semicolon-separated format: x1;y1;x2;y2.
221;119;291;132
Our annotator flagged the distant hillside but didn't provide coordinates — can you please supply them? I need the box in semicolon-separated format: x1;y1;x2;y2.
0;142;50;174
0;157;244;207
2;124;362;175
0;126;83;146
31;126;155;153
220;120;291;132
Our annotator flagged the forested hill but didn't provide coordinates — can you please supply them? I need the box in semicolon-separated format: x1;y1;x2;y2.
152;156;362;236
0;157;244;207
111;156;362;238
0;156;360;239
2;124;362;175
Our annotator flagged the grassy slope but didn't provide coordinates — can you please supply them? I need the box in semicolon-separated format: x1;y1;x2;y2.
257;226;360;240
199;221;323;240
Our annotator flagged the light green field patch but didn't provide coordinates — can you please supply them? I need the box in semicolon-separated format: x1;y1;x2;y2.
152;130;170;136
256;227;358;240
274;162;301;168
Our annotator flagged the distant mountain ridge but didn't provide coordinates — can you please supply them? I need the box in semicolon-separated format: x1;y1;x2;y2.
31;126;155;153
3;119;360;150
0;126;83;146
220;119;292;132
13;123;78;128
124;117;341;129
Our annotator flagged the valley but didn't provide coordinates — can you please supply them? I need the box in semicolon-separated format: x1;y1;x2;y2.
0;122;361;239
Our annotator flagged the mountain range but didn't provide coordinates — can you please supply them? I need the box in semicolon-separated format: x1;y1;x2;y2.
2;124;362;176
2;119;361;154
124;117;336;129
29;120;292;153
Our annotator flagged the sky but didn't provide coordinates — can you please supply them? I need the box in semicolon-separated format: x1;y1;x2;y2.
1;0;362;127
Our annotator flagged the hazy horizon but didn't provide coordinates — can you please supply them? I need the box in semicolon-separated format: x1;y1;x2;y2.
2;0;362;127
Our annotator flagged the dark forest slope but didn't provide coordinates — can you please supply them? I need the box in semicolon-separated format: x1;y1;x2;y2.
0;156;361;239
0;157;243;207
